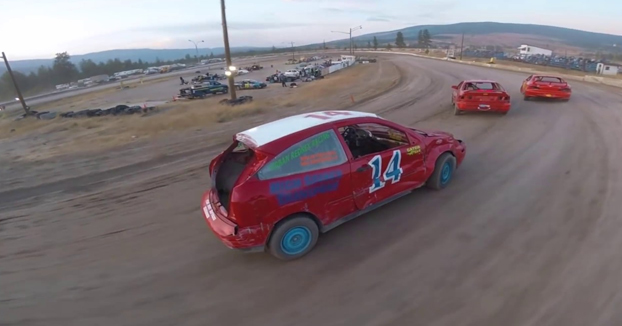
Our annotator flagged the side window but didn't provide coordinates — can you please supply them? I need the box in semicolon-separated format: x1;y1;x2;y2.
338;123;409;159
526;75;532;81
258;130;347;180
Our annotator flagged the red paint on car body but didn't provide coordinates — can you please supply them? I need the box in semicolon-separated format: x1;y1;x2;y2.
200;111;466;251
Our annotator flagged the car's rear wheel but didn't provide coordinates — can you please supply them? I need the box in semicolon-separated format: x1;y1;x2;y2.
268;216;319;260
426;152;457;190
453;104;463;115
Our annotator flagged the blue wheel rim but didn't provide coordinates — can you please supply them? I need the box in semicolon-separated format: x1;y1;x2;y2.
280;226;312;255
440;162;452;185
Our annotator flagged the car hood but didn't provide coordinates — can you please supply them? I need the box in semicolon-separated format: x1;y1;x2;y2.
410;127;454;139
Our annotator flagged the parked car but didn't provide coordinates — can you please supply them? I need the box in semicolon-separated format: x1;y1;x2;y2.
201;110;466;260
235;79;267;90
283;69;300;78
179;81;228;99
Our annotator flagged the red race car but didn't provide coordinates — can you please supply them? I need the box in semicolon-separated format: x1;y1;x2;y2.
520;74;572;101
451;80;511;115
201;110;466;260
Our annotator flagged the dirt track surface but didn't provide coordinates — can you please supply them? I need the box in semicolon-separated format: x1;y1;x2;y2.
3;54;622;326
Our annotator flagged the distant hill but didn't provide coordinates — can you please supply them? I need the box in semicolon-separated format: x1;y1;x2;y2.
1;46;269;74
324;22;622;54
4;22;622;75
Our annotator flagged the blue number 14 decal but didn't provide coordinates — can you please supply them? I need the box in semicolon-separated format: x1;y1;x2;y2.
368;150;403;193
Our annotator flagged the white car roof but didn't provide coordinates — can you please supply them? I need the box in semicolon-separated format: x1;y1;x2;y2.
236;110;379;147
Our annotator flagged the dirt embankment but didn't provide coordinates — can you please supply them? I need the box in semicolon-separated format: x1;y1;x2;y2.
0;59;401;210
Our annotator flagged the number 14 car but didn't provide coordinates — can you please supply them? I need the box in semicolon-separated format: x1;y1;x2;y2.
201;110;466;260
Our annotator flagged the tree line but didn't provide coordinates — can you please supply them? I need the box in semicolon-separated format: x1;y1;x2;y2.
0;50;233;101
352;30;434;51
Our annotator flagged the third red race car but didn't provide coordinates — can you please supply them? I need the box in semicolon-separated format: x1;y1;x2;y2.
520;74;572;101
451;80;511;115
201;110;466;260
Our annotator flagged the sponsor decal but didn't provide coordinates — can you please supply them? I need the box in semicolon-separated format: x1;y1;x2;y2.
269;170;343;205
406;145;421;156
300;150;338;166
266;132;331;171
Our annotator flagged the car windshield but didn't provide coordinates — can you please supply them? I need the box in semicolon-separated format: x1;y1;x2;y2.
464;82;498;91
536;77;564;83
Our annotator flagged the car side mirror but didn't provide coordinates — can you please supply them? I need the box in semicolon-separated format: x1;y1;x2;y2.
451;85;458;90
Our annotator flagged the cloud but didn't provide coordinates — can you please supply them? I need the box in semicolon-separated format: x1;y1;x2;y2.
130;21;314;34
367;15;394;22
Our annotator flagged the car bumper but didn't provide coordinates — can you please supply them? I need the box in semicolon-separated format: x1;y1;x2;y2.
524;90;571;99
456;101;511;112
201;191;265;252
454;139;467;167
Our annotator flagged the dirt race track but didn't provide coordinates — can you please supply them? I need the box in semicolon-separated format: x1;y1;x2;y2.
3;53;622;326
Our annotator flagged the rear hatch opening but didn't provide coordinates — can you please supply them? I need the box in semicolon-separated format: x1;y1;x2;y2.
213;141;256;212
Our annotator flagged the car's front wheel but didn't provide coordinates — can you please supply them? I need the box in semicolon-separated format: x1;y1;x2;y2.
268;215;319;260
426;152;457;190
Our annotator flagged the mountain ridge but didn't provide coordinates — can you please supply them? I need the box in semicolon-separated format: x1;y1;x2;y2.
3;22;621;74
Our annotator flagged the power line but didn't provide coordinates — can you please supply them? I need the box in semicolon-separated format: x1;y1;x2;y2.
282;41;296;62
331;25;362;55
188;39;204;63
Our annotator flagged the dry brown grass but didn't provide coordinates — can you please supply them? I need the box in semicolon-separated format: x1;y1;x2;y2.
0;62;394;158
32;76;178;112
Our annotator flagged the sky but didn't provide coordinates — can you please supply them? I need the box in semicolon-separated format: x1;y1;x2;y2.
1;0;621;60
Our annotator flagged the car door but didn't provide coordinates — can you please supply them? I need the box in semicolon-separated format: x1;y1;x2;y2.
337;121;426;210
256;128;356;227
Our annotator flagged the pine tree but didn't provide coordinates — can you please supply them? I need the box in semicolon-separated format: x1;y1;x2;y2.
417;30;424;47
422;29;432;47
373;36;379;50
395;32;406;48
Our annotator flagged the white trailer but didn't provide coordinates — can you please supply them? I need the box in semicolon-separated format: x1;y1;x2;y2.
518;44;552;58
89;74;110;84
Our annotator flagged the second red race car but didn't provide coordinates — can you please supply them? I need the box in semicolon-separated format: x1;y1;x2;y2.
201;110;466;260
451;80;511;115
520;74;572;101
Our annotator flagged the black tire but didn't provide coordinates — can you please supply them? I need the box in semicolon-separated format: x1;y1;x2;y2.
268;215;319;261
426;152;457;190
524;96;531;101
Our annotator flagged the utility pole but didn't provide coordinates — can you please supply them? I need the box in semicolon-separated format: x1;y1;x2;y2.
459;32;465;60
331;25;362;55
284;42;295;62
1;52;30;115
220;0;236;100
188;39;204;63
